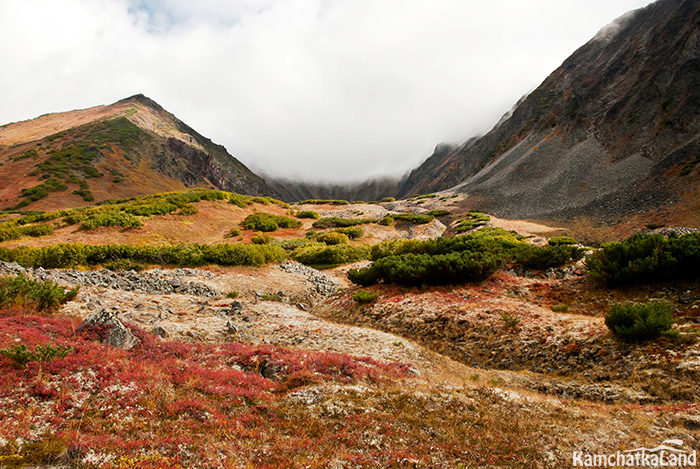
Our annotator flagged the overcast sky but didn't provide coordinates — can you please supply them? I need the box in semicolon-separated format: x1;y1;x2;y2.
1;0;655;183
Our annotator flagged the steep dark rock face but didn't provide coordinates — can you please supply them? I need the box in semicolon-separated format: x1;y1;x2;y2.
398;0;700;223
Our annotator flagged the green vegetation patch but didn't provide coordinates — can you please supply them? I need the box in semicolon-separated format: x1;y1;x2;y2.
296;210;320;219
605;301;674;342
297;199;349;205
333;226;364;239
0;274;78;312
348;227;584;286
352;290;379;304
548;236;577;246
291;243;371;267
0;242;287;269
242;212;302;232
390;213;434;224
455;212;490;233
427;210;451;217
312;217;376;229
317;232;349;245
585;233;700;286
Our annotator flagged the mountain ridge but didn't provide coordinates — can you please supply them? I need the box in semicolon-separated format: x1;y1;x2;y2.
396;0;700;230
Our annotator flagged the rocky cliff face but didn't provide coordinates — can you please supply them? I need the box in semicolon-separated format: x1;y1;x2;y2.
398;0;700;225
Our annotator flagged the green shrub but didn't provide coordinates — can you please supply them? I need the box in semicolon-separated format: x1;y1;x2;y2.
379;197;395;203
105;259;146;272
242;213;302;232
305;230;318;239
455;212;490;233
226;228;242;238
251;233;274;244
352;290;379;304
586;233;700;286
0;242;287;269
427;210;451;217
390;213;434;224
312;217;375;229
548;236;577;246
22;224;54;238
291;243;371;267
297;199;349;205
348;251;500;287
124;200;179;217
0;223;54;242
296;210;320;219
415;193;437;199
350;228;583;286
550;303;569;313
81;212;143;230
0;274;79;312
317;232;349;245
0;343;74;367
333;226;364;239
604;301;674;341
72;189;95;202
226;291;239;299
178;204;198;215
500;312;520;327
274;238;316;251
378;216;394;226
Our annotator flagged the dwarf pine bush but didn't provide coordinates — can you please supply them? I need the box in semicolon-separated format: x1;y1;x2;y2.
242;213;302;232
0;274;79;312
586;233;700;286
604;301;674;341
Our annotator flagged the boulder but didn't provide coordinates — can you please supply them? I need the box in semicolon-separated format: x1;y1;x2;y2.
77;309;139;350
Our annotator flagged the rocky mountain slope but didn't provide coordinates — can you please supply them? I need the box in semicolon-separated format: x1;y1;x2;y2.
398;0;700;230
0;94;273;212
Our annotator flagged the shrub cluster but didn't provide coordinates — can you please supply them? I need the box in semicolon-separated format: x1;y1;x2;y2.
348;251;500;286
241;213;302;232
0;243;287;269
0;274;79;312
296;210;320;219
548;236;577;246
333;226;364;239
347;227;583;286
0;223;54;242
352;290;379;304
390;213;434;224
427;210;451;217
586;233;700;286
297;199;349;205
0;343;74;367
316;232;349;245
604;301;674;341
378;216;394;226
80;211;143;230
455;212;490;233
312;217;375;229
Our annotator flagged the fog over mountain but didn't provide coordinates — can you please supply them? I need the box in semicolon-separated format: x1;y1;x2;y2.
0;0;654;183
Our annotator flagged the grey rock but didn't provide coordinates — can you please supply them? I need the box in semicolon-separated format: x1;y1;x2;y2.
679;292;700;305
152;325;169;338
77;309;139;350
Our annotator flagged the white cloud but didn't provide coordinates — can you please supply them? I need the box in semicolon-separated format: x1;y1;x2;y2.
0;0;655;182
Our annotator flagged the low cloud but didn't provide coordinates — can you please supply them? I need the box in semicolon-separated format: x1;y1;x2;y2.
0;0;654;183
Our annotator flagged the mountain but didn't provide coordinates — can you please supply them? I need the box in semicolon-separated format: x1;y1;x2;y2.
398;0;700;230
266;176;401;203
0;94;273;211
